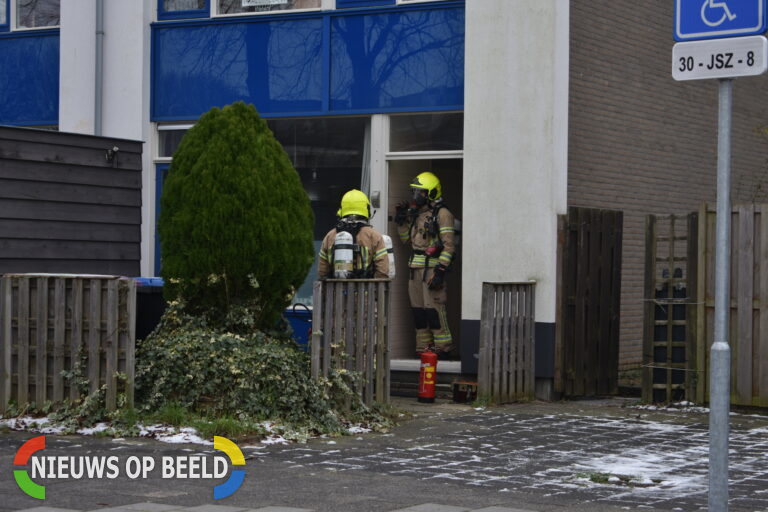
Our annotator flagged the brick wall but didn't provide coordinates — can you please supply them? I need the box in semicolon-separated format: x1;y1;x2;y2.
568;1;768;372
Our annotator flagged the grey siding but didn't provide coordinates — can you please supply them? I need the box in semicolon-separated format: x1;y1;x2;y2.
0;127;142;275
568;1;768;372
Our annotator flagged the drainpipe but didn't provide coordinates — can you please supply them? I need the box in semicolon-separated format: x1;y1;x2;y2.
95;0;104;136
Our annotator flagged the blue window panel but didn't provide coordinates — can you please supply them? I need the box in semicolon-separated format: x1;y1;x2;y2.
0;32;59;125
336;0;394;9
329;7;464;111
152;18;324;120
158;0;210;20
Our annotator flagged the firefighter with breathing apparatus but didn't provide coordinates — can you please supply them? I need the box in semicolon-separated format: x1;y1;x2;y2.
318;189;391;280
394;172;456;357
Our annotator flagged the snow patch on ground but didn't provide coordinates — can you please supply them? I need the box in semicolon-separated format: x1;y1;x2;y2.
628;401;710;414
260;435;289;445
136;424;212;445
77;422;110;436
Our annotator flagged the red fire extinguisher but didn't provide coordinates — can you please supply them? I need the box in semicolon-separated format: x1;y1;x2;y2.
418;350;438;403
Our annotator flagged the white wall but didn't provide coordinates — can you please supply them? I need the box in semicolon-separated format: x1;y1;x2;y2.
101;0;154;276
59;0;155;276
59;0;96;134
462;0;569;323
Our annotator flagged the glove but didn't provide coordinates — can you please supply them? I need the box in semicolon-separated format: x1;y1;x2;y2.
428;265;447;290
394;200;410;226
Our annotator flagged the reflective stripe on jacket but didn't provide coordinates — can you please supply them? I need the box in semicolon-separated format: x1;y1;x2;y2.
396;203;455;269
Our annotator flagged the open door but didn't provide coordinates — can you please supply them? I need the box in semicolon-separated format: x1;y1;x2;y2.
387;159;463;359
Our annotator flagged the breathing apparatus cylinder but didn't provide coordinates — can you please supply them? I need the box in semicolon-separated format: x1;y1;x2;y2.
382;234;395;279
333;230;355;278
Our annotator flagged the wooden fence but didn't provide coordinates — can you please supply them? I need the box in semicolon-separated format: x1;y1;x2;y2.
0;274;136;413
695;204;768;407
642;214;699;404
310;279;391;404
0;126;142;276
478;282;535;402
555;207;623;396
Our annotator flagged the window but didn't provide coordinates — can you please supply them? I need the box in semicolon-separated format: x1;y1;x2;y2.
217;0;320;15
267;116;369;304
157;124;192;158
0;0;8;29
158;0;209;20
390;113;463;152
16;0;59;29
163;0;206;10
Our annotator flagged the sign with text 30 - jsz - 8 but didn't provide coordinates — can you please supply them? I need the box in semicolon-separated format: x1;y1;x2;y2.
675;0;767;41
673;35;768;80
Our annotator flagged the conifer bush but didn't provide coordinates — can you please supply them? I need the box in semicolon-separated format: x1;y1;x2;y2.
158;101;314;329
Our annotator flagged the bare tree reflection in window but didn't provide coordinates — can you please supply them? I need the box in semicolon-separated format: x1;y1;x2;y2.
17;0;59;28
218;0;319;15
332;9;463;109
164;0;205;12
0;0;7;25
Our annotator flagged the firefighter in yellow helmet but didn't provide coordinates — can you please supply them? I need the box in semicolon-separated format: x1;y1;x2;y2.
318;189;389;279
394;172;456;356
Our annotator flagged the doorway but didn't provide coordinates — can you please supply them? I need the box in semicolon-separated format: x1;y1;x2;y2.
387;159;463;359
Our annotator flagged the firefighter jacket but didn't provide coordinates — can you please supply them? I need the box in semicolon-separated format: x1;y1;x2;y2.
397;202;456;269
318;224;390;279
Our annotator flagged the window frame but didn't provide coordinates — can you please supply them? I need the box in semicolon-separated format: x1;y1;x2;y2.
395;0;445;4
156;123;193;160
212;0;323;18
157;0;210;21
12;0;60;31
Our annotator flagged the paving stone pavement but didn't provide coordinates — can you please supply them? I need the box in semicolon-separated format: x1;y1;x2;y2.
4;398;768;511
13;505;532;512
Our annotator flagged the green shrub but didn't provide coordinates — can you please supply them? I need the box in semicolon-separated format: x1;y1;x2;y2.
158;101;314;329
135;300;366;434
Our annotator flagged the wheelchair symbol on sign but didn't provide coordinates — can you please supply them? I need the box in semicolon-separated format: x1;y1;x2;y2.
701;0;737;27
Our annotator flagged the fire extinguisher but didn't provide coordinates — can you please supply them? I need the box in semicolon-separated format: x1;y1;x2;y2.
418;350;438;403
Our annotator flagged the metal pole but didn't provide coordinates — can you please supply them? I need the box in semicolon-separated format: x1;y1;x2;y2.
709;77;732;512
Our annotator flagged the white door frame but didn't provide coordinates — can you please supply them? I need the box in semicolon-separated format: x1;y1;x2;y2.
368;114;464;235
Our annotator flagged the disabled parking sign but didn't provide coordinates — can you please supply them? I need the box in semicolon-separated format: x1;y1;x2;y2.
675;0;767;40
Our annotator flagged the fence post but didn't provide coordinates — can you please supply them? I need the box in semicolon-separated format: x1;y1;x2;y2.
125;278;136;409
311;280;323;378
0;277;11;414
554;215;566;394
478;283;493;397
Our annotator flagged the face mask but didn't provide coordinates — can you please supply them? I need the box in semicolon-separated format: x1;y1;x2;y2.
412;188;428;206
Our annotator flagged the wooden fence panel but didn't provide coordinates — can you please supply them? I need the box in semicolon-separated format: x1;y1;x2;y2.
646;204;768;406
478;282;535;403
0;274;136;413
310;279;391;405
0;126;142;276
556;207;623;396
693;204;768;406
642;213;699;403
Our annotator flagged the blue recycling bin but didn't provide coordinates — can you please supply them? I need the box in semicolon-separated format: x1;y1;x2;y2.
132;277;166;341
285;304;312;352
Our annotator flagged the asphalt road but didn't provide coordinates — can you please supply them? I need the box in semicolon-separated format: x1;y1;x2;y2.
3;397;768;512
